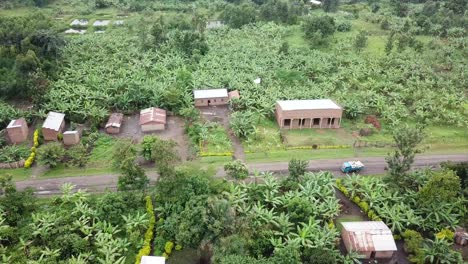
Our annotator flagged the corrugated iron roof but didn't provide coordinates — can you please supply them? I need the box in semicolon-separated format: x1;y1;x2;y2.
342;221;397;252
43;112;65;131
139;107;166;125
93;20;110;27
193;89;228;99
105;113;124;128
277;99;342;111
141;256;165;264
7;118;26;128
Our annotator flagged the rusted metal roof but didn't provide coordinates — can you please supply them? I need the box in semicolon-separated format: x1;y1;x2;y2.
228;90;240;100
43;112;65;131
7;118;27;128
342;221;397;252
105;113;124;128
139;107;166;125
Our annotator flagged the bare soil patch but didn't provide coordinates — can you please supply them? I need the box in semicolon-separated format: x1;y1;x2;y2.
109;114;191;161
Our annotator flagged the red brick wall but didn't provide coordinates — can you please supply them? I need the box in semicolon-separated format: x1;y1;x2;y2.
195;97;229;107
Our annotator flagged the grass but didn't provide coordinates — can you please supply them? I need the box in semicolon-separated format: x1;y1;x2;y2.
0;168;32;181
202;124;232;154
243;119;283;152
41;166;117;178
283;128;355;146
87;135;116;167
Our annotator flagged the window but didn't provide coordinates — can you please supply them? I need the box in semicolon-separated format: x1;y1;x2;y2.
301;119;306;126
313;118;320;125
283;119;291;127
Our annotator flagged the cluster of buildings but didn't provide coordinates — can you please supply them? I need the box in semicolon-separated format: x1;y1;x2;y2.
6;87;344;145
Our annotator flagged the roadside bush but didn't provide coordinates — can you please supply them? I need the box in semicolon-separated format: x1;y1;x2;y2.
403;229;423;255
288;158;309;180
37;142;65;168
66;144;88;167
224;160;249;180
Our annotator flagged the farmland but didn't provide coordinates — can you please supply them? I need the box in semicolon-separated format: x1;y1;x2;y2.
0;0;467;263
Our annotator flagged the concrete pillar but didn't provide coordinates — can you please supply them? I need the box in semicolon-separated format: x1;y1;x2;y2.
338;118;341;128
319;118;322;129
310;118;313;128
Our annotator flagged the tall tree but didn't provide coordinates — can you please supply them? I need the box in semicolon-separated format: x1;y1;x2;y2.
117;160;149;191
354;30;368;53
288;159;309;180
384;125;425;190
322;0;339;12
221;3;257;29
151;138;179;177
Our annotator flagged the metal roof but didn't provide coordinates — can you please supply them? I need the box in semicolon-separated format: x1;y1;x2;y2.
105;113;124;128
7;118;26;129
141;256;165;264
139;107;166;125
43;112;65;131
65;29;86;34
310;0;322;5
193;89;228;99
277;99;342;111
70;19;88;26
342;221;397;252
93;20;110;27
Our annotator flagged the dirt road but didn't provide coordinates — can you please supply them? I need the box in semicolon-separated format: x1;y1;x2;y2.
15;154;467;195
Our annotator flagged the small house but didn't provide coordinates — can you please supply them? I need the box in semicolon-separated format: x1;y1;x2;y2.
228;90;240;100
42;112;65;141
70;19;88;28
63;131;80;146
341;221;397;259
193;89;229;107
141;256;165;264
105;113;124;134
275;99;342;129
309;0;322;5
6;118;28;144
93;20;110;27
139;107;166;132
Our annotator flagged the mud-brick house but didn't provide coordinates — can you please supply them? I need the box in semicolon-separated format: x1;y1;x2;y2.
105;113;124;134
63;131;80;145
139;107;166;132
275;99;342;129
42;112;65;141
193;89;229;107
341;221;397;259
6;118;29;144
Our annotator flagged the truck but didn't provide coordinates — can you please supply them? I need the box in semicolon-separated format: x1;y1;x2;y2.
341;161;364;173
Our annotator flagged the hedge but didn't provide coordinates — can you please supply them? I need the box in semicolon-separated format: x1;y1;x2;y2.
135;196;156;264
24;129;40;168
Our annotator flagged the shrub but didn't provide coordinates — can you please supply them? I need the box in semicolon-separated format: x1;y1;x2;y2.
403;229;424;254
336;21;352;32
165;241;174;255
364;115;381;130
37;142;65;168
224;160;249;180
288;159;309;180
435;228;454;241
135;196;156;264
352;196;360;204
358;201;369;212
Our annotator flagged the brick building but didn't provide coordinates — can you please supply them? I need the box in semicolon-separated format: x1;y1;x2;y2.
105;113;124;134
42;112;65;141
6;118;28;144
193;89;229;107
139;107;166;132
341;221;397;259
275;99;342;129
